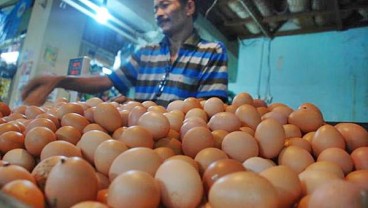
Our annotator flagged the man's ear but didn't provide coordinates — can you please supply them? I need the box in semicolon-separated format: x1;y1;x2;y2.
186;0;195;17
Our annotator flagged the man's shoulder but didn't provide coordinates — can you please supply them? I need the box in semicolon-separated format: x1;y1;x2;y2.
198;39;226;53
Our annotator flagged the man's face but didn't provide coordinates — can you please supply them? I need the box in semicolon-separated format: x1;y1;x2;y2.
154;0;191;35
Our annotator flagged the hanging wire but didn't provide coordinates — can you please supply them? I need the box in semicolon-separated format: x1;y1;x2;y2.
256;38;266;99
205;0;219;18
264;38;273;104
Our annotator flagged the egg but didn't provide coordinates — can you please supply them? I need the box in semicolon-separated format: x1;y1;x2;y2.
94;139;128;176
40;140;82;161
234;104;261;130
231;92;254;107
209;171;278;208
109;147;163;180
153;147;176;161
36;113;60;129
351;146;368;170
194;147;228;175
317;147;353;175
76;130;111;164
185;108;208;122
61;113;90;132
260;165;302;208
255;118;286;159
94;102;123;133
243;158;274;173
166;100;185;112
305;161;345;179
85;97;103;107
82;123;107;133
278;146;315;174
25;118;57;133
221;131;259;162
208;112;241;132
311;124;346;157
203;97;225;117
25;106;45;119
118;125;154;148
335;122;368;152
285;137;312;153
24;126;57;157
2;148;35;172
56;102;84;119
0;123;21;135
155;159;203;208
137;111;170;140
154;138;183;155
71;201;108;208
0;164;36;187
163;110;184;132
180;117;207;139
182;126;215;158
262;111;288;125
298;169;342;195
288;108;324;133
147;105;167;113
283;124;302;139
182;97;202;113
346;170;368;191
55;126;82;145
0;131;25;154
128;105;147;126
45;157;98;208
202;159;245;192
211;129;229;149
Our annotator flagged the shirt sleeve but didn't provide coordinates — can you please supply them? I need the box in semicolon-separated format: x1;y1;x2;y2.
108;48;141;94
197;41;229;101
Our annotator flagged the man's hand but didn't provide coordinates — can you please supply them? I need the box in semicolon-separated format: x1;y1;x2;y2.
21;75;64;106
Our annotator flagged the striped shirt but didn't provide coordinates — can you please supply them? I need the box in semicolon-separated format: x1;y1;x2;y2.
108;30;228;107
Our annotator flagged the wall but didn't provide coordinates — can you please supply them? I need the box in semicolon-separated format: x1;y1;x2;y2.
229;27;368;122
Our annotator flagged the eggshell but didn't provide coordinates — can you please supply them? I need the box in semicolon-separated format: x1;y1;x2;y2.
109;147;163;180
182;126;215;158
24;126;57;157
94;102;122;132
2;148;35;172
40;140;82;161
211;129;228;149
209;171;278;208
55;126;82;145
25;106;45;119
311;124;346;157
285;137;312;153
82;123;107;133
185;108;208;122
154;138;183;155
128;105;147;127
346;170;368;191
305;161;345;179
155;159;203;208
147;105;167;113
317;147;353;175
221;131;259;162
45;157;98;208
288;108;324;133
0;164;36;187
260;165;302;208
234;104;261;130
255;118;286;159
71;201;108;208
61;113;90;132
208;112;241;132
203;97;225;117
278;146;315;174
56;102;84;119
76;130;112;164
242;156;276;173
283;124;302;139
163;111;184;132
335;122;368;152
118;125;154;148
154;147;176;161
194;147;228;174
351;146;368;170
298;169;342;195
231;92;254;107
107;170;160;208
137;111;170;140
180;118;207;139
0;131;25;154
262;111;288;125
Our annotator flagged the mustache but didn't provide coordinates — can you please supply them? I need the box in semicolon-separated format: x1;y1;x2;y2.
156;17;169;24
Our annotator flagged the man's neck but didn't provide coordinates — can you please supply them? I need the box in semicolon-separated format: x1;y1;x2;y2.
167;24;194;62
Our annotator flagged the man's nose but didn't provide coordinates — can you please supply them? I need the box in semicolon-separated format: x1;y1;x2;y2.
155;7;164;18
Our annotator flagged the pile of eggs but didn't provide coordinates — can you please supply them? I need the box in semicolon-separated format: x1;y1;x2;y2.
0;92;367;208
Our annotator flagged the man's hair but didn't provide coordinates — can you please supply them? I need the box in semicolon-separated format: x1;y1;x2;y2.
179;0;198;20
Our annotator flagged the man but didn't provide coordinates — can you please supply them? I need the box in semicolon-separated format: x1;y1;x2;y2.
21;0;228;107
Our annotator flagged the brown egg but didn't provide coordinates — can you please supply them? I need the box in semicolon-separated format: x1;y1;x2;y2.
231;92;254;107
118;125;154;148
239;126;255;136
202;159;245;192
56;102;84;119
111;126;125;140
0;131;25;154
267;102;289;111
25;126;57;157
317;147;353;175
71;201;108;208
208;112;241;132
25;118;57;133
154;138;182;155
225;104;237;114
25;106;45;119
166;100;185;112
288;108;324;133
182;126;215;158
283;124;302;139
306;161;345;179
154;147;176;161
109;147;163;180
308;180;365;208
180;117;207;139
211;129;229;149
1;179;45;208
141;100;157;108
351;146;368;170
272;105;294;117
194;147;228;174
182;97;202;113
285;137;312;153
85;97;103;107
95;172;110;190
209;171;278;208
36;113;60;129
262;111;288;125
76;130;111;164
61;113;90;132
253;99;267;108
0;123;21;135
147;105;167;113
298;169;342;195
0;102;11;116
221;131;258;162
303;131;315;143
107;170;160;208
235;104;261;130
55;126;82;145
40;140;82;161
2;148;35;172
185;108;208;122
242;156;276;173
335;122;368;152
166;129;180;140
163;110;184;132
298;102;322;114
203;97;225;118
45;157;98;208
94;102;123;133
3;113;26;122
311;124;346;157
137;111;170;140
257;106;269;117
0;164;36;187
31;156;67;191
83;107;95;123
260;165;302;208
82;123;107;133
94;139;128;176
167;155;199;172
128;105;147;127
119;109;129;127
155;159;203;208
346;170;368;191
255;118;286;159
279;146;315;174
